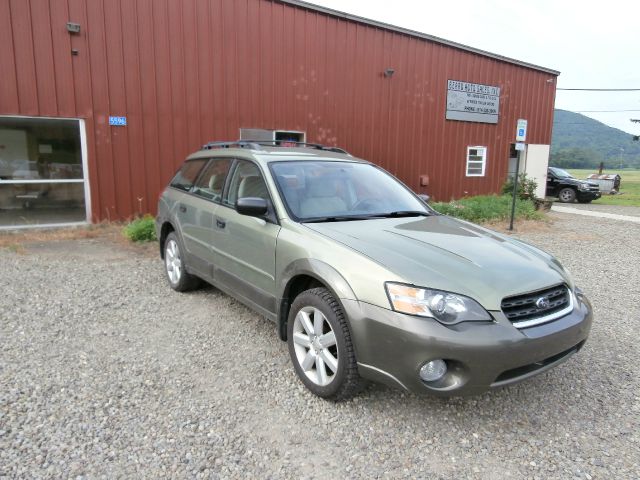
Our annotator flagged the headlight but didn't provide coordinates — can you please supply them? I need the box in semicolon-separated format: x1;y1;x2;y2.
385;282;492;324
578;183;589;191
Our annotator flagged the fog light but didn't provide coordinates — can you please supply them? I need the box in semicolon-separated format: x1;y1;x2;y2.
419;359;447;382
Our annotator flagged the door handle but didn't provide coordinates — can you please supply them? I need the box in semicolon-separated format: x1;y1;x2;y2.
216;219;226;229
179;205;187;213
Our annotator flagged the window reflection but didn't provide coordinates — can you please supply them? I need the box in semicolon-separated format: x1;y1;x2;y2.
0;117;83;180
0;183;86;226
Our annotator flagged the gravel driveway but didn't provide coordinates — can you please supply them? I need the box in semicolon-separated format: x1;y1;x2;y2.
1;213;639;479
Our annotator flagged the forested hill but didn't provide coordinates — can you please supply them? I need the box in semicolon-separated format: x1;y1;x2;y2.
551;109;640;168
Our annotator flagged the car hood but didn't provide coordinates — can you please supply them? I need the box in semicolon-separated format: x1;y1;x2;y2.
304;215;571;310
559;176;598;188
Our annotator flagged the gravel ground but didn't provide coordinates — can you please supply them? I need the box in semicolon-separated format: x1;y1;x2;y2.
1;214;639;479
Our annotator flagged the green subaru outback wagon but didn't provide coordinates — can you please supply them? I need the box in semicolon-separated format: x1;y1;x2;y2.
156;141;592;400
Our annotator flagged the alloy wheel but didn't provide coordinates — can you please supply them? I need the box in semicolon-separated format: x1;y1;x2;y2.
292;306;339;387
165;239;182;284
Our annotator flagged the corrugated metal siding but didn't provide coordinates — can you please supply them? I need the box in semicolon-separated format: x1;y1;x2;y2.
0;0;557;221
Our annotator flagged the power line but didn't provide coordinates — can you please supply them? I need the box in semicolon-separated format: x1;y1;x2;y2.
574;109;640;113
557;88;640;91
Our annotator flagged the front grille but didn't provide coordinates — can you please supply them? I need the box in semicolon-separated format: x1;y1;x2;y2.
501;284;570;327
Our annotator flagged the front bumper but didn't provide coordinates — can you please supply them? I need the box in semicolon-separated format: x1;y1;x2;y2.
577;190;601;201
343;293;592;396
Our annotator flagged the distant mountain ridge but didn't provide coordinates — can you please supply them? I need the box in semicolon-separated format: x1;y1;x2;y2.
551;109;640;169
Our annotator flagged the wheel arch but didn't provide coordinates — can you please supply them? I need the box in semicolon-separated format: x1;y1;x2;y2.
159;221;175;258
277;259;357;341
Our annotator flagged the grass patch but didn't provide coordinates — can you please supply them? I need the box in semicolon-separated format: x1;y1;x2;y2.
566;168;640;206
122;215;157;242
431;195;543;223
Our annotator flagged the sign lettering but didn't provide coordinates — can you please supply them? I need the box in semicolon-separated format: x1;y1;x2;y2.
446;80;500;124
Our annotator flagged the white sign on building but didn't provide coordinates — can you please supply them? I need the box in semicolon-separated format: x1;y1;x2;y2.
446;80;501;124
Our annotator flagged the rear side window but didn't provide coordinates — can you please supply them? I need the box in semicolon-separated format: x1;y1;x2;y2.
170;159;207;191
192;158;233;202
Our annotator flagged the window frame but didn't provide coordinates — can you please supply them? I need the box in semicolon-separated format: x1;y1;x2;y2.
466;146;487;177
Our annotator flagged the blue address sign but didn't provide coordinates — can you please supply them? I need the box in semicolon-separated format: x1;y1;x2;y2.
109;116;127;126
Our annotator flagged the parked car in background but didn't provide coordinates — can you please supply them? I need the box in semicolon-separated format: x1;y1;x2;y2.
156;141;593;400
546;167;601;203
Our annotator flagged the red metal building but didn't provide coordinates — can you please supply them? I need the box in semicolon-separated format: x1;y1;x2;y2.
0;0;558;227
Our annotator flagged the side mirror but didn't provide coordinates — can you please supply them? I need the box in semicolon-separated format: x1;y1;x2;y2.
236;197;268;217
417;193;430;204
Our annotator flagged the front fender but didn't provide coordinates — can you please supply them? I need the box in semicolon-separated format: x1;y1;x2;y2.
277;258;358;340
279;258;358;301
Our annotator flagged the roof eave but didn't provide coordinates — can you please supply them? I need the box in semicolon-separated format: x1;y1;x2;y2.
277;0;560;76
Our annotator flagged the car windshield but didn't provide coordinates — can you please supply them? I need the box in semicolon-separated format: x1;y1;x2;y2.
549;167;574;179
270;161;432;222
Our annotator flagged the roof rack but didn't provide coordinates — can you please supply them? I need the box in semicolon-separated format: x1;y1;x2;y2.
201;140;262;150
201;140;350;155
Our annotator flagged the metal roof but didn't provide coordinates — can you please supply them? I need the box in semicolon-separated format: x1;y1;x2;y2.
278;0;561;76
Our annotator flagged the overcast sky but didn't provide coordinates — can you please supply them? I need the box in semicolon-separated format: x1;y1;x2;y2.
310;0;640;135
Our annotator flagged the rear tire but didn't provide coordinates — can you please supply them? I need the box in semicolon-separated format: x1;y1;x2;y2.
287;288;363;400
558;188;577;203
163;232;200;292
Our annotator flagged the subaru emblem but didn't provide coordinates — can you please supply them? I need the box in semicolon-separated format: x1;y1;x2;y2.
535;296;550;310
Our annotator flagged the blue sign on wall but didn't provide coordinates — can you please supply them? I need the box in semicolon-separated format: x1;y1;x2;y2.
109;116;127;126
515;119;527;142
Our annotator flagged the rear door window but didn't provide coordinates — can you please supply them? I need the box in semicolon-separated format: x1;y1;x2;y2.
192;158;233;202
170;159;207;192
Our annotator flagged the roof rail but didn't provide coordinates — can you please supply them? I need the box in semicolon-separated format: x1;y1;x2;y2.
201;140;262;150
201;140;350;155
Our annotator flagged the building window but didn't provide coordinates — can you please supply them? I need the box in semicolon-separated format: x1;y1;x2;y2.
0;116;89;229
466;146;487;177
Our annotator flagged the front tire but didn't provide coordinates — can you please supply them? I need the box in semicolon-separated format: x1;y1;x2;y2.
558;187;577;203
163;232;200;292
287;288;363;400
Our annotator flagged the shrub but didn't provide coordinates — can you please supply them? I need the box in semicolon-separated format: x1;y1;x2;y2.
501;173;538;200
123;215;157;242
430;195;542;223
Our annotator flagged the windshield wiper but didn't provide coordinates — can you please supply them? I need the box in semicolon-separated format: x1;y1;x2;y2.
303;214;384;223
379;210;432;218
302;211;433;223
